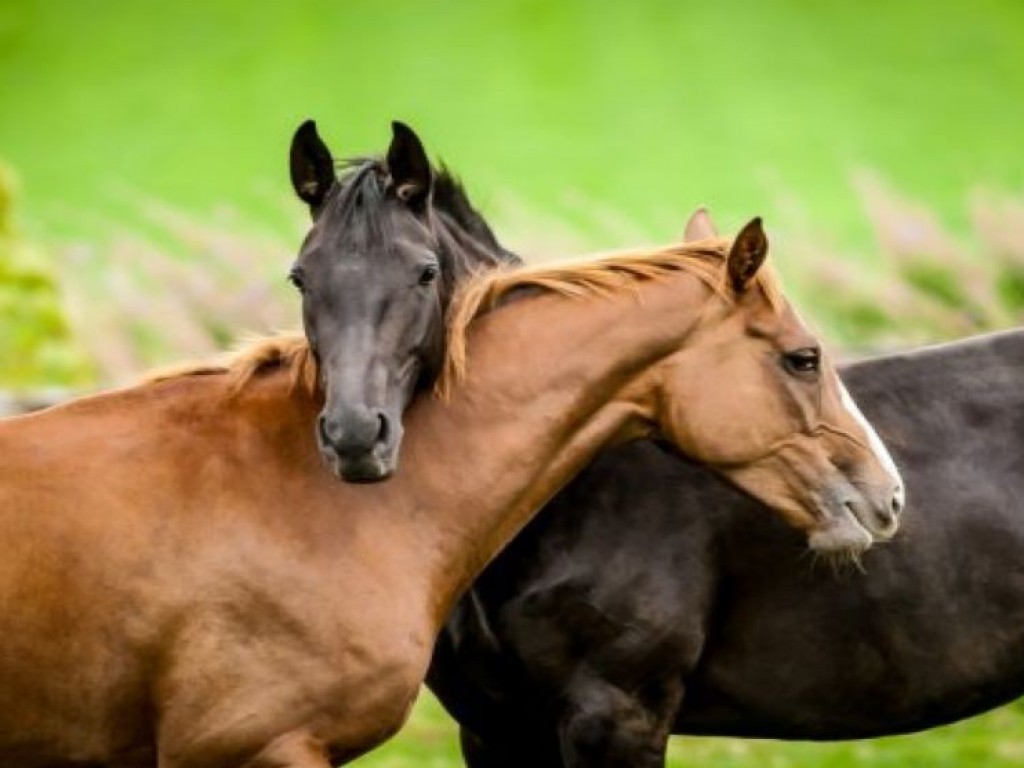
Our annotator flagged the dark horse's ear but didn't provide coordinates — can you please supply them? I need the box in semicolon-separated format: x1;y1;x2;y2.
727;217;768;293
290;120;335;212
386;121;432;209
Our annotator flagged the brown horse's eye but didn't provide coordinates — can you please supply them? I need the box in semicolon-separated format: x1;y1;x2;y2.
288;267;306;294
783;347;820;376
419;264;439;286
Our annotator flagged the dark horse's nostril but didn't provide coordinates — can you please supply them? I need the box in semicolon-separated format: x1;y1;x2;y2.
892;491;903;516
376;412;390;446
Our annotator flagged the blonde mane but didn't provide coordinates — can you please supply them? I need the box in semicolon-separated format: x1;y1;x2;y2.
440;239;784;396
143;331;319;395
142;239;785;400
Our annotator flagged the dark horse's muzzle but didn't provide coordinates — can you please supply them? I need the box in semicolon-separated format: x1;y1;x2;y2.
317;405;398;482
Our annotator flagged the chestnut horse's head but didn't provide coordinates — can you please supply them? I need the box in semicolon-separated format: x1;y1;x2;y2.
654;212;904;555
289;120;514;482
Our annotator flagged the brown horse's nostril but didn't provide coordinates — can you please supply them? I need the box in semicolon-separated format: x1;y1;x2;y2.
891;485;905;517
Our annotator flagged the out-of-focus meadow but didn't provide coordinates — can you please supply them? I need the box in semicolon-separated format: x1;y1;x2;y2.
3;0;1024;764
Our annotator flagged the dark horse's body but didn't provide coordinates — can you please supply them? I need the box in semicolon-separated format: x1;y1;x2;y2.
430;328;1024;766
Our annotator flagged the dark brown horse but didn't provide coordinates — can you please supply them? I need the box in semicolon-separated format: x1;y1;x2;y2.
431;327;1024;768
0;227;899;767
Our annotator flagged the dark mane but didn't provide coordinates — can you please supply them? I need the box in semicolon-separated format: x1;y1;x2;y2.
328;157;393;242
433;163;516;262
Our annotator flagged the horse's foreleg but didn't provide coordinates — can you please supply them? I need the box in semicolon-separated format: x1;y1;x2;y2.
558;676;683;768
459;725;564;768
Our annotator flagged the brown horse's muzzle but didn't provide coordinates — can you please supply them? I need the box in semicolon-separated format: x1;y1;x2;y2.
721;434;904;557
807;475;903;555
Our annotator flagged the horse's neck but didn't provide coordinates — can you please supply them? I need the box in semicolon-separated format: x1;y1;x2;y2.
396;272;712;623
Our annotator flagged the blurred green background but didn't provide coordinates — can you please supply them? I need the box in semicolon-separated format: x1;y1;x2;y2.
3;0;1024;764
4;0;1024;244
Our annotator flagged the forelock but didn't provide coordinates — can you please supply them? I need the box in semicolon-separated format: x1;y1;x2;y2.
319;157;396;244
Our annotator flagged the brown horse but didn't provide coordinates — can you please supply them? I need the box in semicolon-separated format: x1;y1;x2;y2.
0;222;901;768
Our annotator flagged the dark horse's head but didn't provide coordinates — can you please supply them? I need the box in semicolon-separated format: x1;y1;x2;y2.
289;120;519;482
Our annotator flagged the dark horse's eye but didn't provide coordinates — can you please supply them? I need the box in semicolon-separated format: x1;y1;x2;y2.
288;267;306;294
419;264;439;286
783;347;821;376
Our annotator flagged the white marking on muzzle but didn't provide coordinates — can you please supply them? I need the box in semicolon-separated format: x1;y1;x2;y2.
838;380;904;506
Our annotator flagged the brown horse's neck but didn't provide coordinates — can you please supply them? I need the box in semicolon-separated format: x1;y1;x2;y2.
391;270;716;624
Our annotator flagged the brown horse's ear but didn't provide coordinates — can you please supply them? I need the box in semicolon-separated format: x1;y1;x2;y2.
290;120;335;213
682;207;718;242
727;217;768;293
387;121;433;209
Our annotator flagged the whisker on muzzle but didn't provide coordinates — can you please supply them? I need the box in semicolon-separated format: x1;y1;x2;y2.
804;544;868;577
